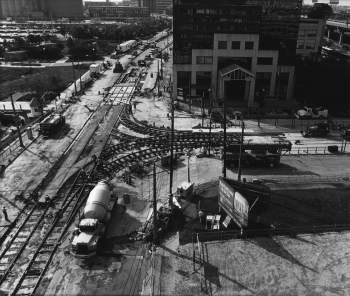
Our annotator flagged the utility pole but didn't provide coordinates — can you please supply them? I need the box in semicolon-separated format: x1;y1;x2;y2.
187;155;191;183
202;92;204;127
153;163;158;245
237;121;245;181
36;80;44;119
169;99;175;211
78;58;82;92
208;116;212;156
71;61;77;94
10;94;24;147
188;79;191;114
223;96;227;178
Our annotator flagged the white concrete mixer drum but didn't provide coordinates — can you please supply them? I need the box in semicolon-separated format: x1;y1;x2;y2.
84;180;111;221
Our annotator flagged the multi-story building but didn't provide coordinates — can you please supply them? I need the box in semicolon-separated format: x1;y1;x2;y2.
0;0;84;19
157;0;171;14
297;18;325;56
89;6;149;19
130;0;157;14
173;0;302;109
130;0;141;7
84;1;114;10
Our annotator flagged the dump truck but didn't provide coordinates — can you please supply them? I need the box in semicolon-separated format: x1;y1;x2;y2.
296;107;328;119
300;121;330;137
70;180;116;259
39;113;65;136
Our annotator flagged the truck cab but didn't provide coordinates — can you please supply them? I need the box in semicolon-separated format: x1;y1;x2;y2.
297;107;328;119
70;218;105;259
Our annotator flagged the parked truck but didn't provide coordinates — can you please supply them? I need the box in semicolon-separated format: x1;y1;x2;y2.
39;113;65;136
296;107;328;119
300;121;330;137
70;180;116;259
223;150;281;168
221;141;292;168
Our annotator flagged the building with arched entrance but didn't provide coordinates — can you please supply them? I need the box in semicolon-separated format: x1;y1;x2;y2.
172;0;302;110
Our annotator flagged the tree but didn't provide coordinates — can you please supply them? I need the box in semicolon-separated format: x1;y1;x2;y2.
162;51;170;62
307;3;333;19
66;37;75;48
27;34;42;44
55;43;65;50
68;45;95;59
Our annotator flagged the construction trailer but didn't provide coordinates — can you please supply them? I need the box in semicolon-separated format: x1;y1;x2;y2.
177;182;194;198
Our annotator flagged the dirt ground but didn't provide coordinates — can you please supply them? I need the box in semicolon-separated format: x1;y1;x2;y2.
159;231;350;296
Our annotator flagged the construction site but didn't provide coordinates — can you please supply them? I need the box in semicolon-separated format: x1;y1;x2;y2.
0;29;350;295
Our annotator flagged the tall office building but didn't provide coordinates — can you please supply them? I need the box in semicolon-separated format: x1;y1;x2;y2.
157;0;171;14
0;0;84;19
173;0;302;108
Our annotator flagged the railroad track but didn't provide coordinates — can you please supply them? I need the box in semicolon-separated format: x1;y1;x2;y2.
0;56;135;295
0;161;98;295
101;133;242;159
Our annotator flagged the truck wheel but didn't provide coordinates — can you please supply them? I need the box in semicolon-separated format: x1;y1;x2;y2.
302;116;306;120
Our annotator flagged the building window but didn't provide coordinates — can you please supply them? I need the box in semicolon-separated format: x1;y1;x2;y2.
34;108;38;112
296;40;305;49
255;72;271;100
299;29;306;36
306;40;316;49
177;71;191;88
274;72;289;100
231;41;240;49
245;41;254;50
307;29;317;37
257;57;273;65
196;56;213;64
196;71;212;88
218;41;227;49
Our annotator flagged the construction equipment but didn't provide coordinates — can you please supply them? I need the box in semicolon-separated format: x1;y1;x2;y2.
300;121;330;137
296;107;328;119
222;141;292;168
70;180;116;259
39;113;65;136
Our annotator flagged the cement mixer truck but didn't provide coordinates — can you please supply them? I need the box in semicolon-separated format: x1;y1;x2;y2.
70;180;116;259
